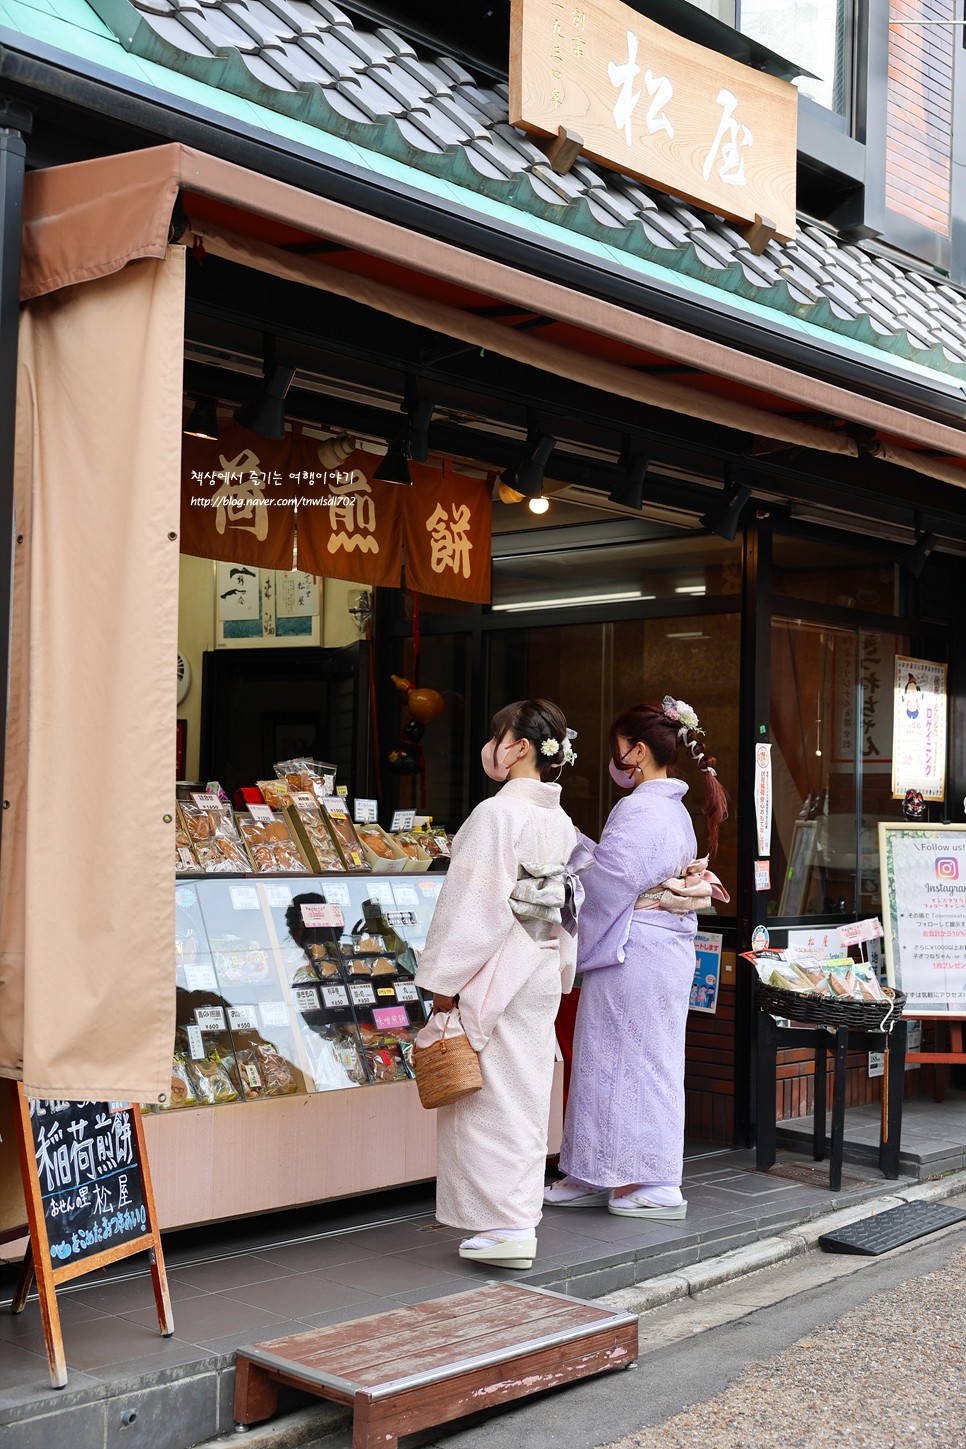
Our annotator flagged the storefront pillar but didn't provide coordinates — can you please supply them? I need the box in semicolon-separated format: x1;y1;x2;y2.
0;99;32;847
735;513;773;1146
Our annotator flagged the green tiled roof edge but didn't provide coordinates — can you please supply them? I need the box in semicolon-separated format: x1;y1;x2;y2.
5;0;966;389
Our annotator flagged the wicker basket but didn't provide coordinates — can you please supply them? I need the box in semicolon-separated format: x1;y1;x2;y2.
755;980;906;1032
412;1016;483;1110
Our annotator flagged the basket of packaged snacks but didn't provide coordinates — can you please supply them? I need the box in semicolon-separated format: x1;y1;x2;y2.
744;951;905;1032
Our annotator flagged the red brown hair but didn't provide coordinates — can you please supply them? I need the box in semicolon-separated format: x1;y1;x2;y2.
610;702;729;856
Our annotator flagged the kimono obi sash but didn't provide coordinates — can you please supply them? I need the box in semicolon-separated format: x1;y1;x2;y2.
509;861;583;940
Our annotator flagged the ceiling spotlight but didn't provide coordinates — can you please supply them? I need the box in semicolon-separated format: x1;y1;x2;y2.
903;530;938;579
234;336;295;440
528;496;550;515
374;390;435;486
500;428;556;500
316;433;356;469
184;396;219;441
608;443;650;510
499;482;525;505
700;482;752;541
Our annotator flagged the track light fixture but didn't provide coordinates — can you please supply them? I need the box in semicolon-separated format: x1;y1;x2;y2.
499;427;556;500
700;480;752;542
184;397;219;441
608;441;649;510
234;336;295;440
374;388;435;486
903;530;938;579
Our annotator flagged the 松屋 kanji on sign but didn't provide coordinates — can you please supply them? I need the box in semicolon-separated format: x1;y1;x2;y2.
510;0;797;239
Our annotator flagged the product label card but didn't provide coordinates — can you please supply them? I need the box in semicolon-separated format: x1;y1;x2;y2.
376;987;396;998
293;987;320;1011
336;785;349;797
248;804;275;822
183;963;218;993
229;885;260;912
301;902;344;929
395;982;419;1002
393;886;419;906
324;798;349;818
372;1005;409;1030
227;1005;259;1032
259;1001;289;1029
291;792;317;811
264;884;293;908
367;882;394;905
390;810;416;832
186;1025;205;1060
321;985;349;1008
322;882;351;905
194;1006;226;1031
354;798;379;823
350;983;376;1006
385;910;417;928
191;792;222;811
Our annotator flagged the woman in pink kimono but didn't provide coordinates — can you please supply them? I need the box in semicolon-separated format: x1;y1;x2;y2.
547;697;729;1221
415;699;579;1270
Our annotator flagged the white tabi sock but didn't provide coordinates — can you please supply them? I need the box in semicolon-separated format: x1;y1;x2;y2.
619;1184;683;1207
460;1227;536;1249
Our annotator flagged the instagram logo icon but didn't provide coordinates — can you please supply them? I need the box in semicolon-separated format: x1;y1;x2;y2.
936;857;960;880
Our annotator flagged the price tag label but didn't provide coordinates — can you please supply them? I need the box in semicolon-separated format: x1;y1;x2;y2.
391;810;416;832
183;964;217;993
229;886;260;912
372;1005;409;1030
194;1006;226;1031
264;884;293;908
191;792;222;810
350;983;376;1006
393;886;418;906
367;882;394;905
336;785;349;797
322;882;350;905
376;987;396;998
395;982;419;1002
322;984;349;1008
291;791;317;811
354;798;379;823
385;910;417;928
248;803;275;823
259;1001;289;1029
300;903;344;929
293;987;320;1011
324;797;349;818
227;1005;259;1032
186;1025;205;1060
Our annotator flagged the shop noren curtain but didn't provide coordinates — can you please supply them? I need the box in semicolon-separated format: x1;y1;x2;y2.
0;249;185;1101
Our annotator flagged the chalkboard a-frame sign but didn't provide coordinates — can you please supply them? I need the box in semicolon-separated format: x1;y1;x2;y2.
10;1085;173;1387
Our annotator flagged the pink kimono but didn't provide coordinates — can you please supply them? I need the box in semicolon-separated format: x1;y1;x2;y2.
415;778;578;1231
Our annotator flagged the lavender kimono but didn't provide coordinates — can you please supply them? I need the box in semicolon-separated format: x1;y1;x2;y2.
560;779;698;1190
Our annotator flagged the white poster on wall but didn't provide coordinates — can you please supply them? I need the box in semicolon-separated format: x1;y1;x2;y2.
891;656;947;801
754;743;772;857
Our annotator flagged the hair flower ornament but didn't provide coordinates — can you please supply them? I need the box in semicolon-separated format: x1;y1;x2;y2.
662;695;704;735
541;738;560;757
561;737;577;766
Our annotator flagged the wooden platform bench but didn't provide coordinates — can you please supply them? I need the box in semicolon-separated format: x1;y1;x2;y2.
233;1281;639;1448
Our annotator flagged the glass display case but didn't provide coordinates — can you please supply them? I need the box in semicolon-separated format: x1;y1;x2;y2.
166;874;444;1111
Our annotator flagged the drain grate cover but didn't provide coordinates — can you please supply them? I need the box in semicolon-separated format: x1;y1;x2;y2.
767;1162;879;1190
819;1201;966;1256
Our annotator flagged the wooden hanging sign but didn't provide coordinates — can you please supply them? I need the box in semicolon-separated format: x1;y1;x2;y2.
9;1085;173;1387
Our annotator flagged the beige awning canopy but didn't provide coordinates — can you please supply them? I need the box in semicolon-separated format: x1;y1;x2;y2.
4;138;966;1109
21;142;966;485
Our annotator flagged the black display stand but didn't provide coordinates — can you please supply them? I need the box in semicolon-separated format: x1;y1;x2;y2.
756;1016;908;1191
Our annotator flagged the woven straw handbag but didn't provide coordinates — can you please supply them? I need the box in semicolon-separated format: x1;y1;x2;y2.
412;1013;483;1110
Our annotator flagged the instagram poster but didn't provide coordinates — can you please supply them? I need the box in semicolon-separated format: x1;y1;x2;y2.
880;825;966;1014
891;656;947;802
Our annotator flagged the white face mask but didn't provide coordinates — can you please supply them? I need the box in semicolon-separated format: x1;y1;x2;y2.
482;738;523;782
609;745;640;789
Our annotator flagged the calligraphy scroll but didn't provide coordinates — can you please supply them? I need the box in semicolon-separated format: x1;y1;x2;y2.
181;424;296;570
404;463;492;603
296;448;403;588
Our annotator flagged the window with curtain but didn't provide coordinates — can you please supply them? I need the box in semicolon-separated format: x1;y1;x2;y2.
738;0;853;117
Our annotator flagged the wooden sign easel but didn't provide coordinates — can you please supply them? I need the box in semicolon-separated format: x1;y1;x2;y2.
10;1084;173;1387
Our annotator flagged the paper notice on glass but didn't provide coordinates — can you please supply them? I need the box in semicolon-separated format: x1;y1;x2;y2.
183;963;217;993
754;860;770;892
880;826;966;1013
689;932;723;1015
891;656;947;801
755;743;772;857
259;1001;289;1029
300;902;344;929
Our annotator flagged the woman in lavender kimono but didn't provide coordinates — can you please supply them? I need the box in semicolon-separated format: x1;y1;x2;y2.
547;697;729;1220
415;699;579;1270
